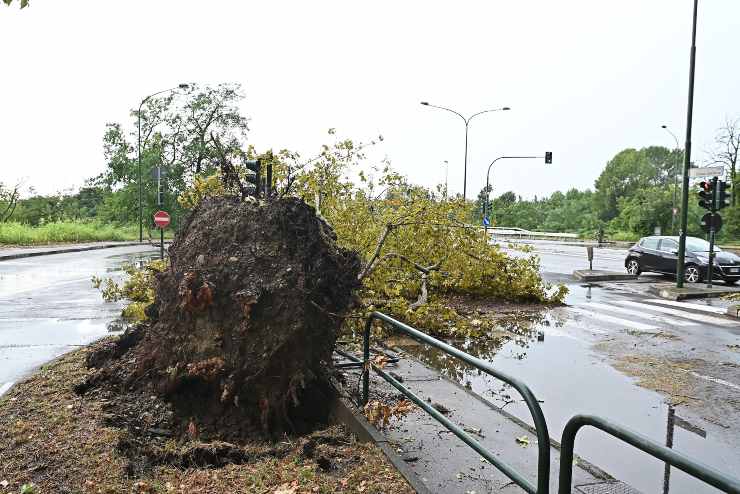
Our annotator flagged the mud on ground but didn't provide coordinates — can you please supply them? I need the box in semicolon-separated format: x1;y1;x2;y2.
0;345;413;494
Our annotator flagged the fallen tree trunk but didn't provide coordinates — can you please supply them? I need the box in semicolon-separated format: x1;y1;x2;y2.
80;196;361;441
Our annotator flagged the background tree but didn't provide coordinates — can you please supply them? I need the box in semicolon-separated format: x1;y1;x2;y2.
710;117;740;206
593;147;675;221
93;83;248;229
2;0;29;8
0;182;21;222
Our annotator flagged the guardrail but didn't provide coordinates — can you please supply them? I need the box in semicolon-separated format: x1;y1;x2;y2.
487;227;580;240
362;311;551;494
357;311;740;494
559;415;740;494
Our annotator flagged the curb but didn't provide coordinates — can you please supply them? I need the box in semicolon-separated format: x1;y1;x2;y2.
572;270;638;282
330;394;433;494
0;242;148;262
726;305;740;318
649;284;740;301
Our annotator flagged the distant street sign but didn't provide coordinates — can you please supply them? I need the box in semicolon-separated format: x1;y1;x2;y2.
154;210;171;229
700;212;722;233
689;166;724;178
483;217;490;227
672;208;678;216
151;167;168;180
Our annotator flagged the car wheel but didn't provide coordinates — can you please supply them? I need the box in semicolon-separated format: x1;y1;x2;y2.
626;259;641;275
684;265;702;283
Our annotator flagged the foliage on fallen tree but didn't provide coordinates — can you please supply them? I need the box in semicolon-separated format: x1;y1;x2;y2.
99;131;566;337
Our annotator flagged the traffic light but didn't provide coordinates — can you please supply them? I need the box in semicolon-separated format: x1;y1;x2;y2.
245;159;261;196
544;151;552;164
717;180;731;210
698;180;714;210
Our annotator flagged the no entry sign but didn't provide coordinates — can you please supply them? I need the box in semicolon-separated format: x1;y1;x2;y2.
154;210;170;229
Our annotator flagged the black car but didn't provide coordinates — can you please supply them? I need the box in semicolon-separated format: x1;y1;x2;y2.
624;235;740;284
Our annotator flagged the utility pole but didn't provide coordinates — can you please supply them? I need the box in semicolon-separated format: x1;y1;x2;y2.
676;0;699;288
157;166;165;259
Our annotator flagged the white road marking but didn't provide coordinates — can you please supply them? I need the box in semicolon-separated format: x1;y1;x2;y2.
615;301;738;327
0;382;13;396
583;302;696;327
687;371;740;392
644;299;729;315
569;308;659;331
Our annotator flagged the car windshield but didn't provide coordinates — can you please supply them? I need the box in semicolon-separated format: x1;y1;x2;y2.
685;237;721;253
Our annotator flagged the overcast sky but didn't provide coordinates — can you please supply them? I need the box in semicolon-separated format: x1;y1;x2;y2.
1;1;739;200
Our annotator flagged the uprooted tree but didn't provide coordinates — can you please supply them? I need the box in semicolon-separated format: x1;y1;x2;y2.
177;130;567;337
82;195;361;440
86;110;566;445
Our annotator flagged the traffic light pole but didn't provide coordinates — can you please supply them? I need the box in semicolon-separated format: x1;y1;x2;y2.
676;0;699;289
484;155;548;227
705;176;719;288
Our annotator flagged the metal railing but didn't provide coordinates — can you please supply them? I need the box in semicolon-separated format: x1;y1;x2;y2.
357;311;740;494
558;415;740;494
362;311;551;494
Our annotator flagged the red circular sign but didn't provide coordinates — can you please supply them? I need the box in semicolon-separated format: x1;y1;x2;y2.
154;210;170;229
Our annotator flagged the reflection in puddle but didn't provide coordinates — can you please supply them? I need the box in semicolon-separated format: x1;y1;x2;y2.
389;310;563;390
384;307;737;494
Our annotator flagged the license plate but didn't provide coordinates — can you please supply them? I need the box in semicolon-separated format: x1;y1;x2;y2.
730;268;740;274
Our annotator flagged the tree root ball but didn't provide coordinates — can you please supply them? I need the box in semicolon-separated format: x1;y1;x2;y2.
82;197;361;440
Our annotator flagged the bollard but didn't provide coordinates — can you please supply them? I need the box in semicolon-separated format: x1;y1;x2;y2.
586;246;594;271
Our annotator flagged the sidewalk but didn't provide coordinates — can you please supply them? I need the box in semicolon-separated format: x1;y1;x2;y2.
0;241;146;261
342;354;640;494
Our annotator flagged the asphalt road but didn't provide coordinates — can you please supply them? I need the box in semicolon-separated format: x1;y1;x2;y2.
485;239;740;493
0;245;157;396
1;240;738;493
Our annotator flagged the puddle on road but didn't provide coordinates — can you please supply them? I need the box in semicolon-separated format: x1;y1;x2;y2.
391;296;739;494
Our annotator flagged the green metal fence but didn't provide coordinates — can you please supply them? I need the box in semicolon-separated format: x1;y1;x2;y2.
362;311;551;494
359;310;740;494
558;415;740;494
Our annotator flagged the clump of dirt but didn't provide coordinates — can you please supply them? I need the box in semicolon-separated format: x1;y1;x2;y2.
77;196;362;456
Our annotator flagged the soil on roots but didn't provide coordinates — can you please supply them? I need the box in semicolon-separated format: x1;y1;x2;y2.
76;196;361;468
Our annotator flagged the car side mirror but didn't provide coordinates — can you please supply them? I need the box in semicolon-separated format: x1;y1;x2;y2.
670;249;678;255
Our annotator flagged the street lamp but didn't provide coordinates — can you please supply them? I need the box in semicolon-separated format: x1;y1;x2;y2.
420;101;510;201
661;125;681;234
138;83;190;242
484;155;544;226
442;160;449;199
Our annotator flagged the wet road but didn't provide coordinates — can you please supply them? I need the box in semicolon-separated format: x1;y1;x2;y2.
399;239;740;494
2;241;738;493
0;245;157;395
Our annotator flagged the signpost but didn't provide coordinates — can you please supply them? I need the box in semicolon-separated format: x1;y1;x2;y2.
689;166;724;178
700;212;722;233
154;210;170;259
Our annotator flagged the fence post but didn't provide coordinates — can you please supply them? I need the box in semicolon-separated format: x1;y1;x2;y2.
362;316;372;405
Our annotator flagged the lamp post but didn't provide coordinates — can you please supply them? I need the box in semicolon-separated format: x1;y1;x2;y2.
484;155;544;225
138;83;189;242
662;125;681;234
676;0;699;289
420;102;510;201
442;160;449;199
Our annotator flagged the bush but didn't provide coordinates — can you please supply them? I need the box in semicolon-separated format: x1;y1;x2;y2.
0;221;137;245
